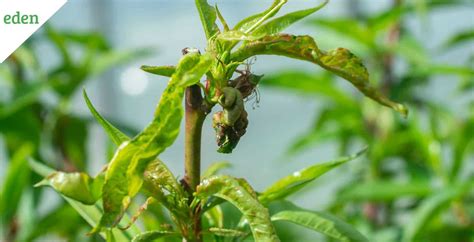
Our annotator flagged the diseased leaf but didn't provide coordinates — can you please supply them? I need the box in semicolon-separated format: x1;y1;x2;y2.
259;148;366;204
272;210;369;242
35;171;105;205
196;175;280;242
208;227;246;237
140;65;176;77
202;161;232;179
195;0;220;39
95;53;212;232
83;89;130;146
402;180;474;242
251;0;328;37
132;231;179;242
29;159;139;241
142;159;189;220
231;34;408;116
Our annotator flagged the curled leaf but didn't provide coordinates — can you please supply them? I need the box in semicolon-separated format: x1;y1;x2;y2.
196;175;280;242
94;53;212;232
231;34;408;117
36;171;104;205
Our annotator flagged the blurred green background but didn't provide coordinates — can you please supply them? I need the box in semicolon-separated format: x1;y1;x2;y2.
1;0;473;241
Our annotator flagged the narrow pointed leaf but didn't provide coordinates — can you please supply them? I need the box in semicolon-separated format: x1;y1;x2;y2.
95;53;212;232
251;0;328;37
83;89;130;146
0;144;34;223
259;148;366;204
195;0;219;39
140;65;176;77
402;180;474;242
234;0;288;33
35;171;104;205
215;5;230;31
196;175;280;242
231;34;408;116
272;210;369;242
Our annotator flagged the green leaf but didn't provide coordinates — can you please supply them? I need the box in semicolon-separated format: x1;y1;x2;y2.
0;80;52;118
443;29;474;49
251;0;328;37
337;180;433;202
272;210;368;242
196;175;280;242
202;161;232;179
195;0;220;39
142;159;189;220
132;231;179;242
231;34;408;117
208;227;246;237
95;53;212;232
83;89;130;146
215;5;230;32
140;65;176;77
0;144;34;224
234;0;288;33
29;159;140;241
35;171;105;205
402;180;474;242
259;148;366;204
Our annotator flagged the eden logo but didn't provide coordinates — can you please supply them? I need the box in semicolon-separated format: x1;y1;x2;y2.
4;11;39;24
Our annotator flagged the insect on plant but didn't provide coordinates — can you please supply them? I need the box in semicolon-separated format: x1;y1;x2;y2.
32;0;409;241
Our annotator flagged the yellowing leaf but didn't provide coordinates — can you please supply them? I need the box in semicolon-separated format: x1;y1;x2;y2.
231;34;408;117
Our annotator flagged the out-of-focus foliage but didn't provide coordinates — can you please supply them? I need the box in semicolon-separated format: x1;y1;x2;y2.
262;1;474;241
0;25;148;241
